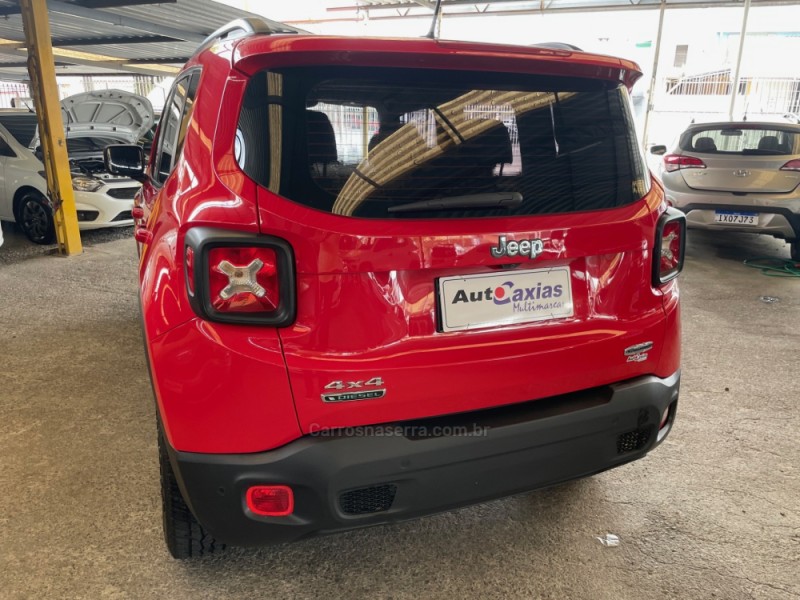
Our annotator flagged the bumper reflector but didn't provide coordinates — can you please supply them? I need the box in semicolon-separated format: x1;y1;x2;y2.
246;485;294;517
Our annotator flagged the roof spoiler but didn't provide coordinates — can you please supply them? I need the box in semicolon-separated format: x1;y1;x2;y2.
532;42;583;51
196;17;308;54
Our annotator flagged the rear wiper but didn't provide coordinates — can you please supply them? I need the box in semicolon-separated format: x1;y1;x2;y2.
388;192;523;213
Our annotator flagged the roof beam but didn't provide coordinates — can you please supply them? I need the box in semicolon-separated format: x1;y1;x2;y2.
0;60;72;67
0;70;32;81
53;34;180;47
125;56;189;64
0;44;179;76
0;0;174;16
70;0;176;8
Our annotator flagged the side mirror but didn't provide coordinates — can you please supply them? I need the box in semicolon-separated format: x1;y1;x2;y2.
104;144;146;182
650;145;667;156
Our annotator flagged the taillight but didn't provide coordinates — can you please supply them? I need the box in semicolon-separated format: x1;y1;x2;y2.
780;159;800;171
207;246;278;313
184;228;296;326
246;485;294;517
663;154;706;173
653;208;686;286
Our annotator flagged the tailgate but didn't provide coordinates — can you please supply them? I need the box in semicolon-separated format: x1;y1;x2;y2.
239;61;669;433
681;153;800;193
265;192;668;433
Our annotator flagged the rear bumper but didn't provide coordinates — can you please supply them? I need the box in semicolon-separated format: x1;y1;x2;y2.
662;176;800;240
167;371;680;547
679;203;799;241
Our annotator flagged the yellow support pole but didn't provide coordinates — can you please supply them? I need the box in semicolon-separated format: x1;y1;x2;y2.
20;0;82;255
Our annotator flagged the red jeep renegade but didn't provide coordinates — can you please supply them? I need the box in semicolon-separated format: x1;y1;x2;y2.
106;18;683;559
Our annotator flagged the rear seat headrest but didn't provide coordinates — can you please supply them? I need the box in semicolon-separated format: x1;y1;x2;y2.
693;136;717;152
306;110;338;165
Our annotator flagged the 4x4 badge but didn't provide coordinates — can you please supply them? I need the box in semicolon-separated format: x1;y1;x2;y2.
490;235;543;260
322;377;386;403
624;341;653;363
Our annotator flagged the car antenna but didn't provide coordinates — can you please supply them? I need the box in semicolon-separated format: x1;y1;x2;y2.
425;0;444;40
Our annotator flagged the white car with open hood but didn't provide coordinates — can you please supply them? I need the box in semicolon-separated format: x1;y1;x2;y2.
0;89;153;244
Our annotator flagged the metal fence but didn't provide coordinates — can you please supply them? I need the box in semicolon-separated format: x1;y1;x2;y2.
645;70;800;146
0;81;32;109
0;75;171;112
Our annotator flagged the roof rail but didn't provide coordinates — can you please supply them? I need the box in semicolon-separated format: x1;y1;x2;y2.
197;17;307;52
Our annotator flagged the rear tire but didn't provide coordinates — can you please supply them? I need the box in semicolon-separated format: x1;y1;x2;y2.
17;191;55;245
158;429;224;559
791;241;800;262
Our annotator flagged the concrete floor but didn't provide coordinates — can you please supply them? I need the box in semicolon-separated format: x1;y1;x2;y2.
0;223;798;600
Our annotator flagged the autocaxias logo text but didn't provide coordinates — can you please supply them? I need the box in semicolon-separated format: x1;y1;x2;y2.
451;280;565;313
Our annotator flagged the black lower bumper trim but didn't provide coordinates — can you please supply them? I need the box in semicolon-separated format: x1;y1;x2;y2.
681;202;800;239
167;372;680;546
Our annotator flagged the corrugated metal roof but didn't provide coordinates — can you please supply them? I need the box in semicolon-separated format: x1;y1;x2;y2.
0;0;271;78
98;1;263;35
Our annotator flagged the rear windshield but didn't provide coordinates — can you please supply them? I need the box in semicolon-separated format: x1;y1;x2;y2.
680;126;800;155
237;67;649;219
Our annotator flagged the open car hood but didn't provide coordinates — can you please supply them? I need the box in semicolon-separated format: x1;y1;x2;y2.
31;89;154;147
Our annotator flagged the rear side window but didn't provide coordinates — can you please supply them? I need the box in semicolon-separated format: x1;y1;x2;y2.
152;70;199;184
238;67;649;219
680;126;800;155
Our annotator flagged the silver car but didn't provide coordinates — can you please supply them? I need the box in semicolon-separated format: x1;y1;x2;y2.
651;122;800;260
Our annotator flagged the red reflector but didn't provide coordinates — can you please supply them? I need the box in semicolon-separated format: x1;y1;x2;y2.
660;220;683;280
246;485;294;517
780;159;800;171
185;246;195;296
663;154;706;173
208;246;279;314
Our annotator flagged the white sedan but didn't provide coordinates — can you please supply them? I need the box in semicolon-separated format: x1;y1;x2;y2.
0;89;153;244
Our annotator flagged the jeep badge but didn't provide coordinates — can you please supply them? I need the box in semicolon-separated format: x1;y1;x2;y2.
490;235;544;260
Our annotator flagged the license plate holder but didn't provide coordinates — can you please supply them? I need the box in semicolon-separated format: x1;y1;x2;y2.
714;210;759;225
437;268;573;333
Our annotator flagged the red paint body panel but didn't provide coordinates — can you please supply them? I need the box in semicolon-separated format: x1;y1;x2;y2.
137;34;679;454
148;319;300;453
263;186;677;433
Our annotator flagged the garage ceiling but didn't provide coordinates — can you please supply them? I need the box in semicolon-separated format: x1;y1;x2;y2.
0;0;279;79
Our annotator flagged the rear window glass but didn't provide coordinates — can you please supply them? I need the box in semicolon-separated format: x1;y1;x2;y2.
237;67;649;219
680;127;800;155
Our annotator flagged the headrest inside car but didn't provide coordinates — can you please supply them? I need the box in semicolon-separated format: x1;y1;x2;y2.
693;136;717;152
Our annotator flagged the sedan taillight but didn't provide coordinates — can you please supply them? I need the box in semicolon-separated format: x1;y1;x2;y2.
663;154;706;173
779;159;800;171
653;208;687;286
184;228;296;326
